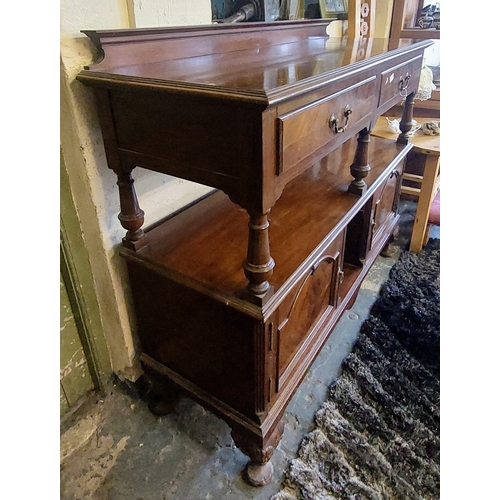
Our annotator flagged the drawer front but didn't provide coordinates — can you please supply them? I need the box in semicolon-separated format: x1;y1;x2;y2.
369;160;404;250
277;77;378;176
276;231;345;391
379;56;423;110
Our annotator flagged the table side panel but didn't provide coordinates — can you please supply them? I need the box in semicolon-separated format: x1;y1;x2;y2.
108;89;266;207
126;259;258;416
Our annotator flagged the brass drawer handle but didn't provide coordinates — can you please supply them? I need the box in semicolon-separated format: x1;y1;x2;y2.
329;105;352;134
338;268;344;284
399;73;411;97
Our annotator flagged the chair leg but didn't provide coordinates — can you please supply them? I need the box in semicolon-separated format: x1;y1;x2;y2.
409;155;440;253
424;223;431;246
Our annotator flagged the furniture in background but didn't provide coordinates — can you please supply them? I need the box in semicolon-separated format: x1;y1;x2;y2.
388;0;440;118
426;188;440;244
347;0;376;38
388;0;440;49
78;20;432;486
371;115;440;252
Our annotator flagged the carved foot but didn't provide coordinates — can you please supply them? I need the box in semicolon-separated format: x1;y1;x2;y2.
244;460;274;487
147;395;179;417
381;227;399;257
139;369;181;417
231;419;283;487
381;241;397;258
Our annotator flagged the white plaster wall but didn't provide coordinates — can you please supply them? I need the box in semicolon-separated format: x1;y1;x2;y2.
373;0;394;38
128;0;212;27
60;0;213;381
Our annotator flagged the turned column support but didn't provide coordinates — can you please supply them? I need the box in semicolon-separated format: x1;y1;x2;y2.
114;168;148;251
242;210;275;305
92;88;148;251
398;90;416;144
348;127;371;196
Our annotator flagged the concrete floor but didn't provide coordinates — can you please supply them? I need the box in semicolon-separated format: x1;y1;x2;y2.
60;202;439;500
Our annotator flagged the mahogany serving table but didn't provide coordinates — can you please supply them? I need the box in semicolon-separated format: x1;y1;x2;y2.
78;20;432;486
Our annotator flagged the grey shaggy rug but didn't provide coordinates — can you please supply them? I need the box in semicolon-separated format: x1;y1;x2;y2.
272;239;440;500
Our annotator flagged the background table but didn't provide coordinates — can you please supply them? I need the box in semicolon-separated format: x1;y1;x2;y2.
371;116;440;252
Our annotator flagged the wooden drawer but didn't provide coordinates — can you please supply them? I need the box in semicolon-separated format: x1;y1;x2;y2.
379;56;423;110
277;77;378;176
275;231;345;392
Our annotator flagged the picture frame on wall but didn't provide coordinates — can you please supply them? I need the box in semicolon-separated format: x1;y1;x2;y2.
288;0;304;20
319;0;348;19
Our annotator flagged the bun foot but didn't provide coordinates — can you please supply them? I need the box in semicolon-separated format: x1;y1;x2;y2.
381;241;397;258
244;460;274;487
139;369;181;417
147;396;177;417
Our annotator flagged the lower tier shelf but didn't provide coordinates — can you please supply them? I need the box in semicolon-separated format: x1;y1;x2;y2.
120;134;412;485
122;135;409;312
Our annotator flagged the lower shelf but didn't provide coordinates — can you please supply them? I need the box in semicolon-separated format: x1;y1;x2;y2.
121;134;412;486
122;135;410;310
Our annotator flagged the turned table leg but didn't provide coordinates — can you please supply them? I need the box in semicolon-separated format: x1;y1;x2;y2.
348;127;371;196
398;91;415;145
93;88;148;251
115;168;149;251
242;210;275;305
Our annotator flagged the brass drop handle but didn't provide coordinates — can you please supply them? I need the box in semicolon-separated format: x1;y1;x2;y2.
338;268;344;284
398;72;411;97
329;105;353;134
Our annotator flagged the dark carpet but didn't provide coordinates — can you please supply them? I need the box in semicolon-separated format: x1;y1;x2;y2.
272;238;440;500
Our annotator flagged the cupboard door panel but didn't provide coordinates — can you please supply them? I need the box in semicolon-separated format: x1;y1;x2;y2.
370;160;404;250
276;232;344;390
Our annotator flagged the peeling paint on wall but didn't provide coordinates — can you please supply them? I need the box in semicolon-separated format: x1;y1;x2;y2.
60;271;93;413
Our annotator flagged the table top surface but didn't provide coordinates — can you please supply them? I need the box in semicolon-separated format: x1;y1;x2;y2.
79;21;433;104
87;38;406;90
371;116;440;155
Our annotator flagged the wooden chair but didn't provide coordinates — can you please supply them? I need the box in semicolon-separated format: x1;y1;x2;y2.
401;151;440;252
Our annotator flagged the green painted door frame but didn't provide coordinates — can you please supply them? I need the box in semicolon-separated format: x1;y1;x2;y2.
60;264;94;414
60;148;112;415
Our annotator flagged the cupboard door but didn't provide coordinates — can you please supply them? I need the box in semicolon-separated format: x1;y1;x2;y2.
275;232;345;391
369;160;404;251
